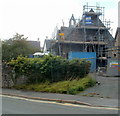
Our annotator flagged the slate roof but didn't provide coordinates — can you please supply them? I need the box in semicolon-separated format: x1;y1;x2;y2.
79;9;105;27
115;27;120;46
27;41;41;50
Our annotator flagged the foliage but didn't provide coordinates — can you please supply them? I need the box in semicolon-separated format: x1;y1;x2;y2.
8;55;91;84
2;33;39;62
67;58;91;78
12;76;96;95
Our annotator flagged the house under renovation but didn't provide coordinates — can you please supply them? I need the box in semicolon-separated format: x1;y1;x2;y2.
44;4;115;71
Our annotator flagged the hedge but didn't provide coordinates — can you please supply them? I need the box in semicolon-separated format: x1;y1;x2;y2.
8;55;91;84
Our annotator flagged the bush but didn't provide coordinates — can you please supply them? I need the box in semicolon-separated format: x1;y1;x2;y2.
8;55;91;84
12;76;96;95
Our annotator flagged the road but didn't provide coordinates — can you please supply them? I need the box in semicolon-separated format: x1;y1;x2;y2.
2;95;118;114
79;76;119;99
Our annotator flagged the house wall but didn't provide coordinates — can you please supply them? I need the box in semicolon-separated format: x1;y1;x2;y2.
106;59;120;77
59;44;84;58
58;43;106;59
115;29;120;47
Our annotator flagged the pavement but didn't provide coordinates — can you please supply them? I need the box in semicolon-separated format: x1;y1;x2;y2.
1;76;120;109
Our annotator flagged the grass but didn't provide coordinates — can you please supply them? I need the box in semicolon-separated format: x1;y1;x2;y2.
12;75;96;95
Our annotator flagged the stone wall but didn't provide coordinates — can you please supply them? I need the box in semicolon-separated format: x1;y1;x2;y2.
2;63;14;88
2;63;27;88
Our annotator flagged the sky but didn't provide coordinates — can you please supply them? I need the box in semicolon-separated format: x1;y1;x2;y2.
0;0;119;47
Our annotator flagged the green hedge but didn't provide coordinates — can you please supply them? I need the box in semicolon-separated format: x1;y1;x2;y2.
8;55;91;84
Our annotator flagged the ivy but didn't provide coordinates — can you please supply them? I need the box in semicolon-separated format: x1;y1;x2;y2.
8;55;91;84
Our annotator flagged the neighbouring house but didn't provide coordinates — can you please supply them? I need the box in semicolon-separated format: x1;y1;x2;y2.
27;40;41;50
107;28;120;59
106;1;120;76
106;27;120;77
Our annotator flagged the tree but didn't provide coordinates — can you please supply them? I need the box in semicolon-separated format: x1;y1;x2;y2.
2;33;40;62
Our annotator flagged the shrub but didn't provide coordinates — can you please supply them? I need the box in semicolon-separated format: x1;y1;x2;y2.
8;55;91;84
67;59;91;79
12;76;96;95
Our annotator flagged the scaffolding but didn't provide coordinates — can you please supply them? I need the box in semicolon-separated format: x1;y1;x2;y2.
48;3;114;68
81;3;113;66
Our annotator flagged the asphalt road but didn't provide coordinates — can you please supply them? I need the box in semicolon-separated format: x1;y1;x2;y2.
79;76;119;99
2;95;118;114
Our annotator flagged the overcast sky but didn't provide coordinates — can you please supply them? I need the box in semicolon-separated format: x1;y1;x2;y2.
0;0;119;46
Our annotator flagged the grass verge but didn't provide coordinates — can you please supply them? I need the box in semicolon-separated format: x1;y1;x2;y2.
12;75;96;95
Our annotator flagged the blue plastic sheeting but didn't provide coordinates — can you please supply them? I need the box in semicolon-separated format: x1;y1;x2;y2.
68;52;96;72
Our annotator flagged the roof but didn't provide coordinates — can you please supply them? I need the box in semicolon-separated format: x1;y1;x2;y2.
27;41;41;50
89;9;94;12
115;27;120;39
80;9;105;28
83;9;102;16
